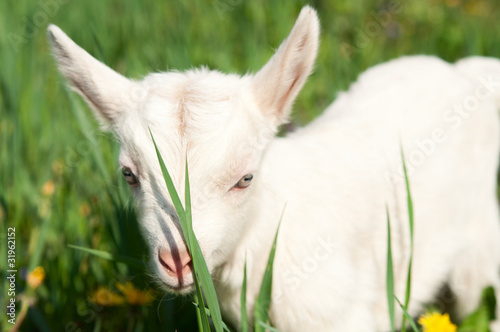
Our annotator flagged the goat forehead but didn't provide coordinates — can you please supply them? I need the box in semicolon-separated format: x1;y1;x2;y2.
141;70;248;135
143;69;244;108
117;70;257;186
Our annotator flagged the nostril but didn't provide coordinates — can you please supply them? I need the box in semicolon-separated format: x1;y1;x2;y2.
157;248;192;278
180;252;192;270
158;249;175;273
182;260;193;276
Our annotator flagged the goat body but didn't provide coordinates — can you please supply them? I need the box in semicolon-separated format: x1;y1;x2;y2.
49;6;500;331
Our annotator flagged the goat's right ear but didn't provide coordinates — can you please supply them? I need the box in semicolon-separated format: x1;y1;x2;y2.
48;25;135;127
252;6;319;127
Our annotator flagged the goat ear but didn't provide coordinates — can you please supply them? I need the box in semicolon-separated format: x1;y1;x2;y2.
253;6;319;126
48;25;134;127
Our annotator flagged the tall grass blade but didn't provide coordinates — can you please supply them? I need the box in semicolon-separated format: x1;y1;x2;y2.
196;305;231;332
194;283;211;332
254;206;285;332
257;321;280;332
185;162;224;331
184;161;193;246
395;296;419;332
149;130;186;229
67;244;144;269
150;130;224;332
386;206;396;332
190;238;224;331
195;296;204;332
240;258;248;332
186;161;210;332
401;148;414;332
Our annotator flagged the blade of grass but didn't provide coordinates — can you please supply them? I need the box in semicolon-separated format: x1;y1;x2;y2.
195;297;203;332
401;148;414;332
190;237;224;331
395;296;419;332
241;258;248;332
67;244;144;269
184;161;193;246
386;206;396;332
257;321;280;332
150;130;224;332
187;161;210;332
149;130;187;231
189;172;208;332
194;282;211;332
195;305;231;332
184;160;224;331
254;206;285;332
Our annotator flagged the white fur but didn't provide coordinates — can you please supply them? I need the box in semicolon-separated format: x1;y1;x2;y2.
48;6;500;331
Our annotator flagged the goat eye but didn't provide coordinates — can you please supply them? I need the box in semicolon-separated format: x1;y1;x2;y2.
235;174;253;189
122;167;138;185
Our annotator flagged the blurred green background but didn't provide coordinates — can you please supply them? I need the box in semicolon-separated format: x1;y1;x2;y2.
1;0;500;331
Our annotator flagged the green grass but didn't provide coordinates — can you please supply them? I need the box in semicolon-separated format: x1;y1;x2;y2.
386;206;396;332
254;212;282;332
151;132;224;332
1;0;500;331
401;149;415;332
386;153;419;332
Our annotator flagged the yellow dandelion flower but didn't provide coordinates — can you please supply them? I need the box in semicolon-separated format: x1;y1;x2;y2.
89;286;125;306
42;180;55;197
27;266;45;289
418;312;457;332
116;281;156;305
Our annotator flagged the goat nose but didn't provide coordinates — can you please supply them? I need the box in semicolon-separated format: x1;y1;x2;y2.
158;248;192;281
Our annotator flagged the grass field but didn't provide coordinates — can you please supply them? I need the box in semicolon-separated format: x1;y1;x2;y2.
1;0;500;331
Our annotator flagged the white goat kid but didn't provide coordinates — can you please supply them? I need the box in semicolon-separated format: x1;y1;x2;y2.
48;6;500;331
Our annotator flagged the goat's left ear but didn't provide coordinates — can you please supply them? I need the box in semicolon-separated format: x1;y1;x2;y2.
48;25;136;128
253;6;319;126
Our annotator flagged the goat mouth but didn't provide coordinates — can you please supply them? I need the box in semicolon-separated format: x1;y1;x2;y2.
161;280;194;294
168;283;193;292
